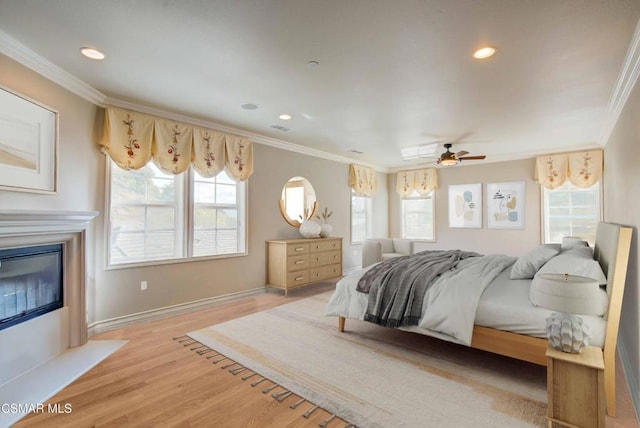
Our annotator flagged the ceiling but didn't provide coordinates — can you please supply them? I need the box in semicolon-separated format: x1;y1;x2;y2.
1;0;639;169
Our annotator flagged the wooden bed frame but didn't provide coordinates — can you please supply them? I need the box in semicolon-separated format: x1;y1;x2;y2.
337;222;632;417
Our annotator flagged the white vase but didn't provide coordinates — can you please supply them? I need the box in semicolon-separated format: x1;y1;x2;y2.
299;220;321;238
545;312;590;354
320;223;332;238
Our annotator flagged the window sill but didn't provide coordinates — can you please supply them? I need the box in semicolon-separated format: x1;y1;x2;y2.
105;251;248;271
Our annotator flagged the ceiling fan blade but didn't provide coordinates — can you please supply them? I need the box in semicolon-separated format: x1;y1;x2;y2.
451;132;474;143
459;155;486;160
455;150;469;157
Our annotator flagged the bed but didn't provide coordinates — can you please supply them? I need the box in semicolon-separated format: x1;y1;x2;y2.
325;222;632;417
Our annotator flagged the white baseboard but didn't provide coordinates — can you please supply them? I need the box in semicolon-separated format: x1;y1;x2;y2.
618;337;640;422
88;287;265;336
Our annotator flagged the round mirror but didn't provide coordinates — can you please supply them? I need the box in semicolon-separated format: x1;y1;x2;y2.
279;176;318;227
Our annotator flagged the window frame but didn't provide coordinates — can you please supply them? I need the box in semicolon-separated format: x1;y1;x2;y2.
401;191;436;241
350;192;373;245
104;158;248;270
541;180;603;245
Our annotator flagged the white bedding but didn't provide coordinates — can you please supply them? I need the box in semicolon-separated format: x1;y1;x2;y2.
326;259;607;348
475;267;606;347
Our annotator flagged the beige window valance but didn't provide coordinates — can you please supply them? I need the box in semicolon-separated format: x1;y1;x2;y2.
349;164;378;197
396;168;438;197
100;107;253;181
535;149;602;189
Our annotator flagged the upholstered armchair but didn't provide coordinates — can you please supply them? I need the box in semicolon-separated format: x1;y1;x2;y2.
362;238;414;268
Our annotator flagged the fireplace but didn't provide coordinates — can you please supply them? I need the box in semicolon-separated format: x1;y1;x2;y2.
0;210;98;387
0;243;63;331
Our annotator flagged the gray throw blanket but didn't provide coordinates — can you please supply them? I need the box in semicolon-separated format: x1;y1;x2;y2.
356;250;480;328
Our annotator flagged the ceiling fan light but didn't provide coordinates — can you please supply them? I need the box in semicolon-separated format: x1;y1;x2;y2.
439;158;459;166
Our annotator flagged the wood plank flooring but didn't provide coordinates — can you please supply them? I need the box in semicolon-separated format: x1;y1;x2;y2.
14;281;639;427
15;283;346;428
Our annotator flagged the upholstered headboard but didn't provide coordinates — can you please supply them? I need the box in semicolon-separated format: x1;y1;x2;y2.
593;222;632;299
592;222;632;416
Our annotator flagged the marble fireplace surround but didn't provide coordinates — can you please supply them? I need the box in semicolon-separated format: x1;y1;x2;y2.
0;210;98;385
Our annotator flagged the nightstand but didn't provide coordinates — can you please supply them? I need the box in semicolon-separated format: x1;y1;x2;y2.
546;344;605;428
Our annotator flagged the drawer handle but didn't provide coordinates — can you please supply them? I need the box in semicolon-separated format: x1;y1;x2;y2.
295;276;304;281
295;247;305;252
295;260;304;264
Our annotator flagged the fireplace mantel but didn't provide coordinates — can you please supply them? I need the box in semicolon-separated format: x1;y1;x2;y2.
0;210;98;387
0;210;98;236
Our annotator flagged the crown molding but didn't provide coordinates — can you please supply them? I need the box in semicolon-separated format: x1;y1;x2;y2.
0;30;106;106
106;97;389;173
0;30;395;173
0;29;387;172
600;18;640;145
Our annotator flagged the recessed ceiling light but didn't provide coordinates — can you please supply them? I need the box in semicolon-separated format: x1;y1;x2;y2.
307;60;320;68
279;114;292;120
241;103;258;110
473;46;496;59
80;47;105;60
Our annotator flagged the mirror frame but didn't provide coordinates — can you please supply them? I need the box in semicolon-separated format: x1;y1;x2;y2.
279;199;318;227
278;177;318;227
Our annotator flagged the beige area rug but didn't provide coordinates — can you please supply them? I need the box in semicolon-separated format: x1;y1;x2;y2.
188;292;548;428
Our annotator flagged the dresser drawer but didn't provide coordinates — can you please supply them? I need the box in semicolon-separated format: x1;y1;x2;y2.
310;263;342;281
310;250;341;267
310;239;341;252
287;243;310;256
266;237;342;296
287;254;309;272
286;270;310;286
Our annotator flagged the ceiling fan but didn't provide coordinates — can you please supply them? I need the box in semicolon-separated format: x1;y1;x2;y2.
436;143;486;166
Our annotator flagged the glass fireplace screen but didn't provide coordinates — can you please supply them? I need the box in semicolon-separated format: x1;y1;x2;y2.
0;243;63;331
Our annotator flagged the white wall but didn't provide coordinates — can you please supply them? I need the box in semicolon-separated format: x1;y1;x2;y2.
603;73;640;419
388;158;541;256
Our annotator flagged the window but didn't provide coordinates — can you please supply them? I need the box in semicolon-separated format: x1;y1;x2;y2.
192;171;245;257
108;160;246;266
351;192;372;244
543;180;601;245
401;191;434;240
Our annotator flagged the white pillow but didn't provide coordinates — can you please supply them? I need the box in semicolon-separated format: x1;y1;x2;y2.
561;236;589;251
510;244;561;279
536;247;607;285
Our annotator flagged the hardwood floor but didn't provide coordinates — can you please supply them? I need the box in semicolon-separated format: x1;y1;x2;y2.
14;281;639;427
15;283;347;428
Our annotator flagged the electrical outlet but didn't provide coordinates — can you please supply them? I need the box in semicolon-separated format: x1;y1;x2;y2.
140;280;147;290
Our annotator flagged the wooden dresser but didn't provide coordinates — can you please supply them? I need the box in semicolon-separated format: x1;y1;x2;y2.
266;237;342;296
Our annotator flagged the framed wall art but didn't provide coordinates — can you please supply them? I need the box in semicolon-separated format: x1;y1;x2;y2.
448;183;482;228
487;181;525;229
0;85;58;194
